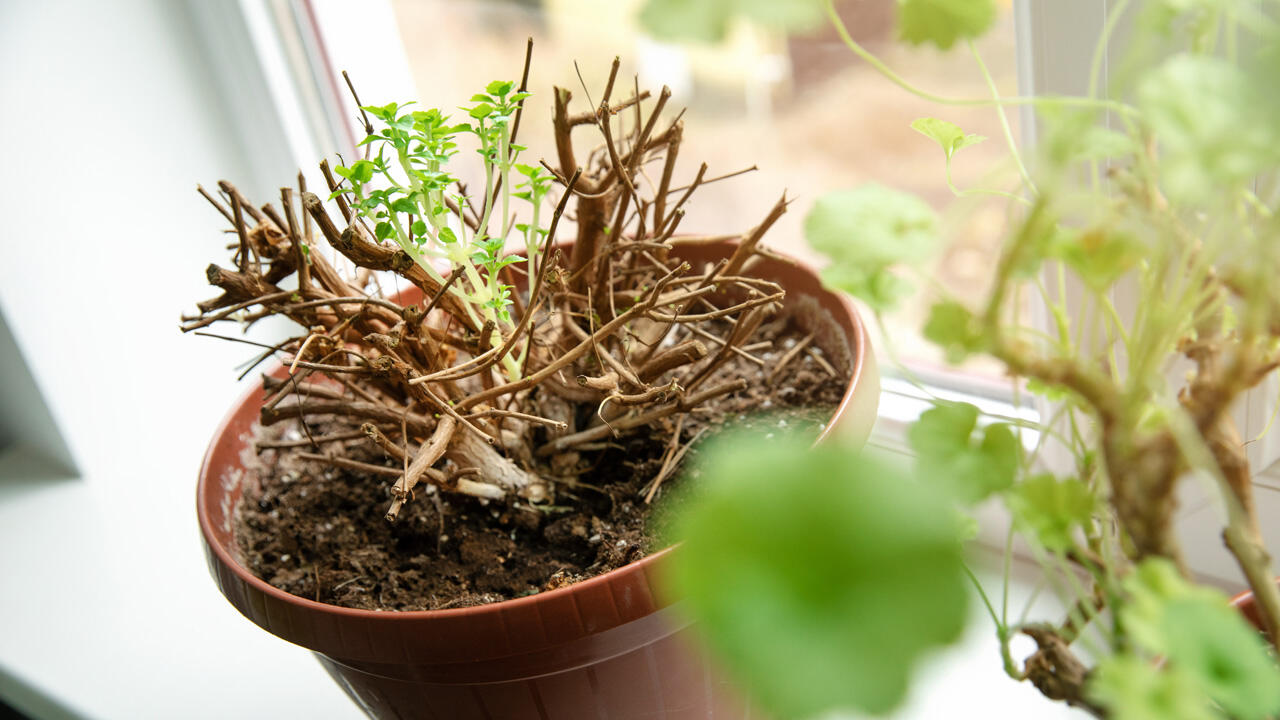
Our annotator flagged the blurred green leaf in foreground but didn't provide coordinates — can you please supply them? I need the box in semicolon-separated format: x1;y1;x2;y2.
806;184;940;311
637;0;825;44
1089;559;1280;720
664;430;970;718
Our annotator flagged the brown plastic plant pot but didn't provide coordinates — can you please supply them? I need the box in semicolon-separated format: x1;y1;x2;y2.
1230;581;1280;643
196;240;880;720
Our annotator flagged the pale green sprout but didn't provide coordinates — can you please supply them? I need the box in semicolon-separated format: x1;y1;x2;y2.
332;81;547;381
910;117;987;197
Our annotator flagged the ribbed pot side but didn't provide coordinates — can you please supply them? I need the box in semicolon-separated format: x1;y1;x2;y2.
196;241;880;720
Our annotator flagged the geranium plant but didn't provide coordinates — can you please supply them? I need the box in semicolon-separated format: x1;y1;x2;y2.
649;1;1280;718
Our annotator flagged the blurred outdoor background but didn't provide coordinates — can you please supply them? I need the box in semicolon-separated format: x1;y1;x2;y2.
380;0;1021;374
378;1;1018;376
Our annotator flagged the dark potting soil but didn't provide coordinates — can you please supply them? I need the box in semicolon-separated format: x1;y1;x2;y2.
235;299;852;611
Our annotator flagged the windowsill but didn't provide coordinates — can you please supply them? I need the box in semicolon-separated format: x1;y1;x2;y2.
0;412;359;719
871;373;1038;456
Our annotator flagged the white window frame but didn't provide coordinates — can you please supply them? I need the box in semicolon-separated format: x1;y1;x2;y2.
1015;0;1280;587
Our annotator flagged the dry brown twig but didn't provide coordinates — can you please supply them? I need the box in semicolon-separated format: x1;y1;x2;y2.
185;52;805;523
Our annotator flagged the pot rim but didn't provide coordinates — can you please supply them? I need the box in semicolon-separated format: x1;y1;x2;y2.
196;240;874;623
1228;582;1280;610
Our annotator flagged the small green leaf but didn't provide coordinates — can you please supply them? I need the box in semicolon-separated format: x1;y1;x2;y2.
637;0;825;44
954;509;979;541
911;117;987;161
1005;209;1062;279
375;222;393;240
1042;115;1135;165
907;403;1019;504
1049;228;1140;291
638;0;730;43
362;102;399;121
1164;599;1280;719
438;227;457;244
1108;559;1280;720
1025;378;1069;402
898;0;998;50
666;430;969;718
1089;656;1219;720
1006;474;1094;551
390;197;417;214
1221;304;1238;335
468;102;494;119
735;0;826;32
486;80;514;96
806;185;938;267
1120;559;1237;658
1138;54;1277;202
805;184;939;311
922;300;985;363
820;266;909;312
1081;128;1134;159
411;220;427;237
334;159;375;184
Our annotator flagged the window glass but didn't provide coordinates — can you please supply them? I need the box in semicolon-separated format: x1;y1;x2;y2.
333;0;1021;384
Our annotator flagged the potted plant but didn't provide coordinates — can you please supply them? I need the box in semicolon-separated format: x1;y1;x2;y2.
187;45;879;719
650;1;1280;718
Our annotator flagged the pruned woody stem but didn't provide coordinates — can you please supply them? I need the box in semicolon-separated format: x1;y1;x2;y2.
183;44;787;523
980;192;1280;705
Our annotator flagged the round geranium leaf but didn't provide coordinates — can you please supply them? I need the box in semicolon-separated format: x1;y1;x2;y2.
665;431;970;718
